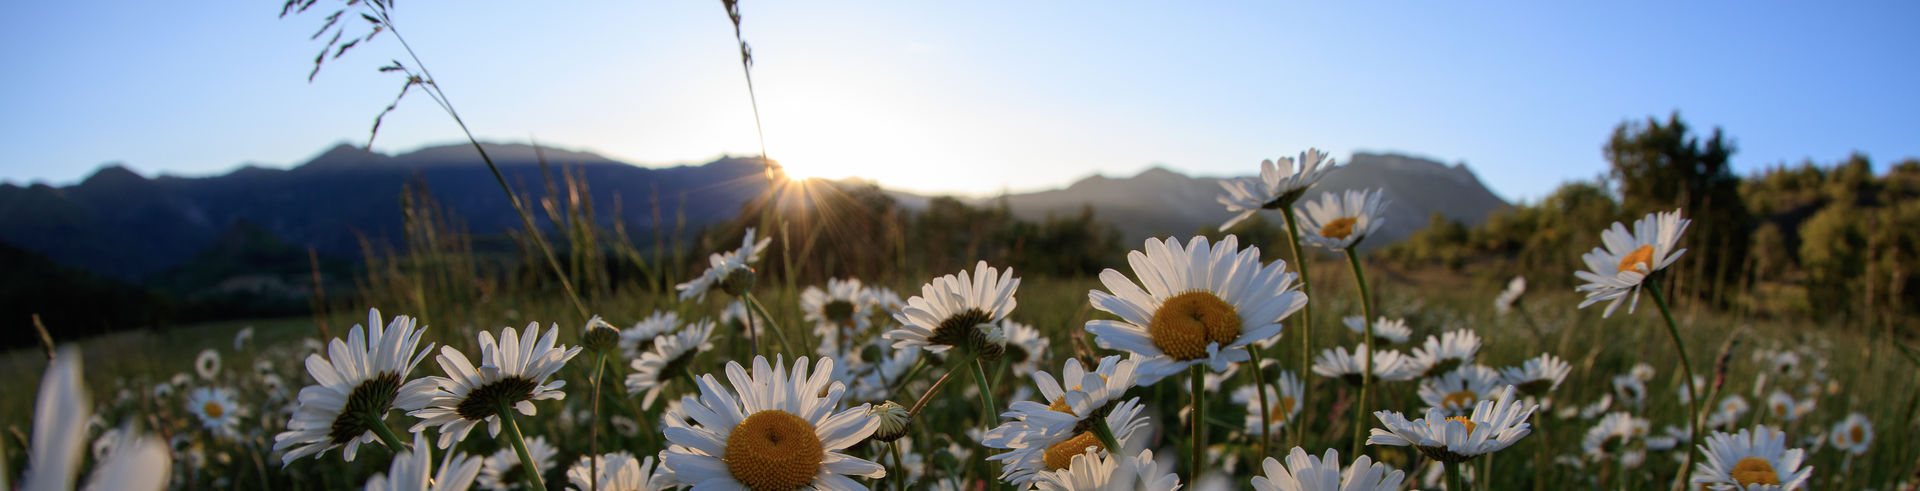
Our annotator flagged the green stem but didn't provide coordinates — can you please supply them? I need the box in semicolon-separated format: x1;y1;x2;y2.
1189;365;1207;482
890;442;907;491
1480;453;1493;491
1345;249;1376;457
1245;349;1274;459
497;403;548;491
1092;417;1123;456
971;359;998;430
364;412;408;454
1644;278;1701;490
1446;461;1464;491
1278;208;1314;450
744;293;794;355
588;351;607;491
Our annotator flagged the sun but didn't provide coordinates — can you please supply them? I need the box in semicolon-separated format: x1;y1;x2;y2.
773;160;815;182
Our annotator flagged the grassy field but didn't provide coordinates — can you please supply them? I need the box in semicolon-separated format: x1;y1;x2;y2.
5;247;1914;490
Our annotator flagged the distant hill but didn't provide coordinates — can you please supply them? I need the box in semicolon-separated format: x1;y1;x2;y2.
0;142;774;280
980;152;1511;248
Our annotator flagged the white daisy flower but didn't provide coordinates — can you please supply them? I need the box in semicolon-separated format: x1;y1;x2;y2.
626;319;715;408
23;348;171;491
1231;369;1304;437
1579;394;1614;419
660;356;885;491
1769;351;1801;378
274;309;438;464
1581;412;1649;460
1574;209;1690;317
849;341;921;403
1677;375;1707;405
1493;276;1526;315
363;432;484;491
195;349;221;380
1417;365;1502;416
1295;188;1389;251
409;323;582;449
1368;386;1536;463
1033;448;1181;491
233;326;255;351
1709;396;1751;430
1611;374;1647;409
618;311;684;360
987;356;1153;488
1312;345;1416;385
565;451;672;491
185;387;245;439
1764;392;1803;422
152;382;174;400
1691;425;1811;491
1001;320;1052;377
1342;316;1411;345
1085;235;1307;384
720;299;752;330
478;435;557;491
1498;353;1570;397
1406;329;1480;378
805;278;875;355
1629;362;1656;381
886;261;1019;355
1251;447;1405;491
1217;148;1338;231
676;228;773;301
1828;413;1872;455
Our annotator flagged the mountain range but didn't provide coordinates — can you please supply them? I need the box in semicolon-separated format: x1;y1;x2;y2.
1;143;1508;284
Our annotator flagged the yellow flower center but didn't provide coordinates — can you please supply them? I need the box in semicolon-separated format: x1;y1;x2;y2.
1618;245;1655;273
724;410;823;491
203;401;225;419
1443;391;1479;409
1320;217;1358;240
1148;291;1242;361
1447;416;1477;434
1270;396;1297;420
1042;431;1104;470
1849;424;1865;445
1730;456;1780;486
1048;387;1082;415
1773;403;1788;416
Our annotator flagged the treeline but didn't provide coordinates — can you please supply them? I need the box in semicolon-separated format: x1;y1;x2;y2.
1382;112;1920;327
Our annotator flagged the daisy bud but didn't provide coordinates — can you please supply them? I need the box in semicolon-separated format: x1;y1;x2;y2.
869;401;911;442
974;323;1008;361
582;316;621;356
719;267;757;296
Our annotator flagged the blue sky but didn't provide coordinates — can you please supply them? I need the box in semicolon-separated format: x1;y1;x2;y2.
3;1;1916;202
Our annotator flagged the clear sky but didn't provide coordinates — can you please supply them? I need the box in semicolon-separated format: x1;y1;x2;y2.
4;1;1916;202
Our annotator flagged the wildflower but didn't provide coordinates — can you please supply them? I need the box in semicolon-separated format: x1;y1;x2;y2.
1581;412;1649;460
478;435;556;491
885;261;1019;356
233;326;255;351
618;311;683;360
1690;425;1811;490
1232;369;1305;437
1498;353;1570;397
1313;345;1416;385
274;309;438;464
1493;276;1525;315
1407;330;1480;378
1765;392;1803;422
1251;447;1405;491
363;432;483;491
1001;320;1052;377
1612;374;1647;408
1708;396;1751;429
1368;386;1536;464
1295;189;1389;250
1417;365;1502;416
676;227;772;301
566;452;673;491
582;316;622;356
987;356;1151;487
22;348;171;491
195;349;221;380
869;401;911;443
805;277;875;353
1033;448;1181;491
1217;148;1337;231
1828;413;1872;455
625;319;715;409
660;356;884;490
1085;235;1307;383
410;323;582;448
1575;209;1689;317
185;387;245;438
1343;316;1411;345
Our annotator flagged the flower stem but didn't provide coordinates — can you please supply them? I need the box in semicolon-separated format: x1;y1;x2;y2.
1092;417;1123;456
1244;348;1275;458
1446;461;1464;491
743;292;793;355
1278;208;1314;449
588;350;607;491
497;403;548;491
1643;277;1701;491
364;412;408;454
1189;365;1207;482
890;442;907;491
1344;249;1376;457
971;359;998;431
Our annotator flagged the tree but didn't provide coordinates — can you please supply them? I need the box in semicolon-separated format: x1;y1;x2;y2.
1605;112;1752;305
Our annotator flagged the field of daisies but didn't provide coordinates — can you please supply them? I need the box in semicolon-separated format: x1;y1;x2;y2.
5;147;1915;491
